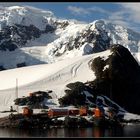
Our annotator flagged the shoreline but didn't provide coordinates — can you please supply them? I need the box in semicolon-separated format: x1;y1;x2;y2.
0;113;138;129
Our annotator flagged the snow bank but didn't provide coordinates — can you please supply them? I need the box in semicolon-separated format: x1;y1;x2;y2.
103;65;109;71
0;50;112;112
123;113;140;121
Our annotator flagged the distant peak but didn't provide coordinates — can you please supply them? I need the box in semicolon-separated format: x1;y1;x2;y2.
0;5;55;30
5;5;54;17
7;6;25;10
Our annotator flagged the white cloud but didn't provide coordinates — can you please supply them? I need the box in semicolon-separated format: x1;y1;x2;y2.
67;6;90;16
120;3;140;12
107;10;130;27
119;3;140;24
108;19;130;28
67;5;128;26
67;6;110;17
88;6;110;15
107;3;140;31
67;4;140;32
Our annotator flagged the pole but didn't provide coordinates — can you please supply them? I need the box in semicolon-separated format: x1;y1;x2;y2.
16;78;19;114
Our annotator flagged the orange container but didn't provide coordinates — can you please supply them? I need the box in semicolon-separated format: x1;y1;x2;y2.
48;109;69;117
79;107;87;116
94;107;102;117
23;107;33;117
29;93;33;97
68;109;79;116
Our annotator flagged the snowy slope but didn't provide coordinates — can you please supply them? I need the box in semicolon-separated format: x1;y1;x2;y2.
0;50;113;112
26;19;140;63
0;6;54;30
0;46;140;121
0;5;140;120
0;5;140;70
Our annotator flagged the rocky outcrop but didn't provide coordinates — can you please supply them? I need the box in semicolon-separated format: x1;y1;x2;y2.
0;24;56;51
0;6;140;71
59;44;140;114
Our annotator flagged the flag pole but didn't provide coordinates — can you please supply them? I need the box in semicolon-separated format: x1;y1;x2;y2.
16;78;19;114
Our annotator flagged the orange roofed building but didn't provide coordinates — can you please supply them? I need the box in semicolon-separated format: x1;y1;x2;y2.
48;107;79;118
79;106;88;116
48;108;69;117
22;107;33;117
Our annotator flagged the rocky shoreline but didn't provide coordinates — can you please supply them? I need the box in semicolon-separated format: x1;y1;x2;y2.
0;113;126;129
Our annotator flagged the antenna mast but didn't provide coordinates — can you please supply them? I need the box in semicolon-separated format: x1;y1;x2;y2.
16;78;19;113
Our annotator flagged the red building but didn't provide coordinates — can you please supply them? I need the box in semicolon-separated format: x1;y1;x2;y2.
48;108;80;118
48;108;69;117
79;106;88;116
22;107;33;117
68;109;79;116
94;107;103;118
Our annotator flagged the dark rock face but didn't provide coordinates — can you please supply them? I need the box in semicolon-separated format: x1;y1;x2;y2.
90;44;140;114
54;20;69;29
17;62;26;68
14;90;52;109
58;82;95;106
0;41;18;51
59;44;140;114
0;24;56;51
0;23;56;70
0;65;6;71
45;24;56;33
59;82;88;106
63;27;111;54
92;29;111;53
0;24;40;49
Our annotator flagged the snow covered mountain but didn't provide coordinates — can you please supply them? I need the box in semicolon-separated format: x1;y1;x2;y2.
0;44;140;122
0;5;140;70
0;6;54;30
0;5;140;120
0;46;127;113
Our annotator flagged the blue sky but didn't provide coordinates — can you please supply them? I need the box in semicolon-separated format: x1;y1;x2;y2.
22;3;123;21
1;2;140;32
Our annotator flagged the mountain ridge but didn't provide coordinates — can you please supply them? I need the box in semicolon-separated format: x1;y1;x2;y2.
0;5;140;70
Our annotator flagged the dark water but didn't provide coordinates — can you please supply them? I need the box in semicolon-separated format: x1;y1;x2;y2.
0;125;140;137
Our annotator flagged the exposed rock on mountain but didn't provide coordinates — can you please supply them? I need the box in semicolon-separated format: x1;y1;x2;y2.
0;6;140;70
59;44;140;114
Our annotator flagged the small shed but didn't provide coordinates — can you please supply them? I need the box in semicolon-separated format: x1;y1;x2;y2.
94;107;102;118
68;109;79;116
22;107;33;117
29;93;34;97
79;106;88;116
48;108;69;118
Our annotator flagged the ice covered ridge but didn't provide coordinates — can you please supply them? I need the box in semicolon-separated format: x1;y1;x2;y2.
0;5;54;30
0;5;140;68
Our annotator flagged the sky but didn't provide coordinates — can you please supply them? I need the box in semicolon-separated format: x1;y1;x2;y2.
1;2;140;32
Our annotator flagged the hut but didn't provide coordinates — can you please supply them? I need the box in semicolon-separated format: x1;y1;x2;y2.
48;108;69;118
79;106;88;116
29;93;34;97
94;107;103;118
68;109;79;116
22;107;33;117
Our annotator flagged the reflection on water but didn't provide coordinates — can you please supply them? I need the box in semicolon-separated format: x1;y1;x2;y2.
0;125;140;137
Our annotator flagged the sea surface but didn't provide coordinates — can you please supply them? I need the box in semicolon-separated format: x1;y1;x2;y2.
0;124;140;137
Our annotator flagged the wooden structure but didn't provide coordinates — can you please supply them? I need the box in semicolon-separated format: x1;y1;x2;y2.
68;109;79;116
79;106;88;116
94;107;103;118
22;107;33;117
29;93;33;97
48;108;69;118
48;108;80;118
